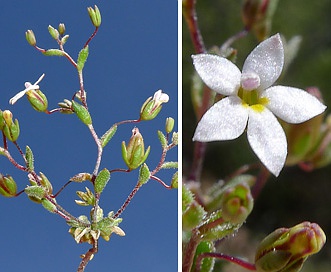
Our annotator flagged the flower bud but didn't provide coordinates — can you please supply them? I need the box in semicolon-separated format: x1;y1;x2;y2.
165;117;175;133
25;30;36;46
26;89;48;112
140;90;169;121
0;174;17;197
121;127;150;170
48;25;59;40
255;222;326;272
87;5;101;27
220;183;253;224
2;110;20;142
71;100;92;125
58;23;66;35
76;187;95;206
241;0;279;41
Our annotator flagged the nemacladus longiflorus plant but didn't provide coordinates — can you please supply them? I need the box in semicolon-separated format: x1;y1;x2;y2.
183;0;328;271
0;5;177;272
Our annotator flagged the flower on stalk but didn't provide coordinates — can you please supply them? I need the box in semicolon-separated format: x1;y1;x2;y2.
192;34;326;176
255;222;326;272
9;74;45;105
140;90;169;121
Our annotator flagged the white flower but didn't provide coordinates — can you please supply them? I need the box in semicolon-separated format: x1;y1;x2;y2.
153;89;169;104
192;34;326;176
9;74;45;105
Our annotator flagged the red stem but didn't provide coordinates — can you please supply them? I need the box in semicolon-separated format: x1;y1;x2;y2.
195;252;256;271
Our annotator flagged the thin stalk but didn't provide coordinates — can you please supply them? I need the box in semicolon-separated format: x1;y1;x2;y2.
195;252;256;271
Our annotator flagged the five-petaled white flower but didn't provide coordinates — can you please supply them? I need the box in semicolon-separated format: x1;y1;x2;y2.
9;74;45;105
192;34;326;176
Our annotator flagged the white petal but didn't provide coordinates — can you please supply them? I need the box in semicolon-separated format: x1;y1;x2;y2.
193;96;248;142
247;107;287;176
242;34;284;90
262;86;327;124
9;90;28;105
192;54;241;96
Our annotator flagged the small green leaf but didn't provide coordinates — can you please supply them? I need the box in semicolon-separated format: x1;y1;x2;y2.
94;168;110;194
101;125;117;148
25;145;34;171
42;49;65;56
157;130;167;148
25;185;46;202
77;46;89;72
161;161;178;169
138;163;150;185
171;171;178;189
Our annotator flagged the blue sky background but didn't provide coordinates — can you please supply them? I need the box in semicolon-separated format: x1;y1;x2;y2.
0;1;178;271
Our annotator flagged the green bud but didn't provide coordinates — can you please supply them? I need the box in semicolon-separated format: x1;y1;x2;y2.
41;198;57;213
70;172;92;183
87;5;102;27
58;23;66;35
220;183;253;224
138;163;150;185
94;168;110;194
25;146;34;171
25;30;36;46
71;100;92;125
140;90;169;121
101;125;117;148
122;128;150;170
241;0;279;41
61;34;70;45
77;46;89;72
48;25;59;40
2;110;13;127
26;89;48;112
0;174;17;197
42;49;66;56
76;187;95;206
255;222;326;272
2;110;20;142
161;161;178;169
39;172;53;194
165;117;175;133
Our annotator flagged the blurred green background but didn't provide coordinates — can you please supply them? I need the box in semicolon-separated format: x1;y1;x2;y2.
183;0;331;270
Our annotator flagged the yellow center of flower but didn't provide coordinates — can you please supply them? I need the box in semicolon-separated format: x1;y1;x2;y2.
237;88;269;112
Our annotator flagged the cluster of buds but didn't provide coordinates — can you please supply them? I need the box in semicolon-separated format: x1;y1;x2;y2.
255;222;326;272
0;110;20;142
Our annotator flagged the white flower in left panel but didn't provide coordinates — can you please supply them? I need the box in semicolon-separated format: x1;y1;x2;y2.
192;34;326;177
9;74;45;105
